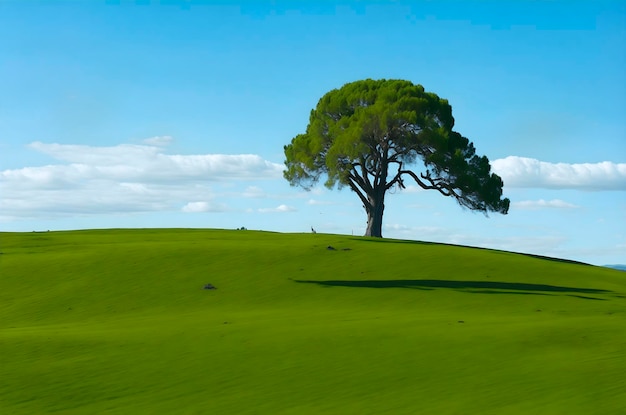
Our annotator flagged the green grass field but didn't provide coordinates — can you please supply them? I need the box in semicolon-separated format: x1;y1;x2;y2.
1;229;625;414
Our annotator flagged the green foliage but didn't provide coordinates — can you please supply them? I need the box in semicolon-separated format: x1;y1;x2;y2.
1;229;625;414
284;79;510;232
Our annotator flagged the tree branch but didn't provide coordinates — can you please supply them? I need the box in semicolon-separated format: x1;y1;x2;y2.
372;138;390;189
385;161;404;190
346;177;371;210
360;158;374;193
400;170;454;197
350;160;373;195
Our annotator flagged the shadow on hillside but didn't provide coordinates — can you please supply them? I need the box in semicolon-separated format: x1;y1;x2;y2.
293;279;610;300
351;237;592;266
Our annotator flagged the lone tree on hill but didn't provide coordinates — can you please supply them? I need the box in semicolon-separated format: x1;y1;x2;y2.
283;79;510;237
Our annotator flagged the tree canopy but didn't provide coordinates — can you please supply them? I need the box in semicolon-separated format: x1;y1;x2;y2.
284;79;510;237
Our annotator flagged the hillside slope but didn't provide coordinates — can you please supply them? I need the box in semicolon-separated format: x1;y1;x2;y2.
1;229;625;414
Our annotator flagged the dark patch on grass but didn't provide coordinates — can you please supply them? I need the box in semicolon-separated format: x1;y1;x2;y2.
294;279;611;298
567;295;607;301
467;290;554;297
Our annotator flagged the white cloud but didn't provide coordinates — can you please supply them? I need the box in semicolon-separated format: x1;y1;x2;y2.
307;198;333;205
258;204;296;213
142;136;173;146
24;141;284;181
0;140;283;220
242;186;267;198
28;141;161;166
181;201;227;213
492;156;626;190
512;199;580;210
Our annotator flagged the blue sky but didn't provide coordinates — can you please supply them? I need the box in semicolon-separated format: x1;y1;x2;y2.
1;0;625;265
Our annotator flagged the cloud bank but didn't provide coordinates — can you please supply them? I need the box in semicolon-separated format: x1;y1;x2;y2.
24;141;283;182
492;156;626;190
0;140;283;220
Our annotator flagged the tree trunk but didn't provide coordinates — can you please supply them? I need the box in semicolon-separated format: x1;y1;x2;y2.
364;193;385;237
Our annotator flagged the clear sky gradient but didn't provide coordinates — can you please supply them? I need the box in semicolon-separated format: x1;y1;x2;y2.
1;0;625;265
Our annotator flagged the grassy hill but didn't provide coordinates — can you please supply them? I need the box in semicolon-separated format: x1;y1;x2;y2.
1;229;625;414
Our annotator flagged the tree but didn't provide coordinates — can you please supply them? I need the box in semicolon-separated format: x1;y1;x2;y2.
283;79;510;237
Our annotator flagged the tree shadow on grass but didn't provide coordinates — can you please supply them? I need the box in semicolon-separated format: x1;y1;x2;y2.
293;279;611;300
